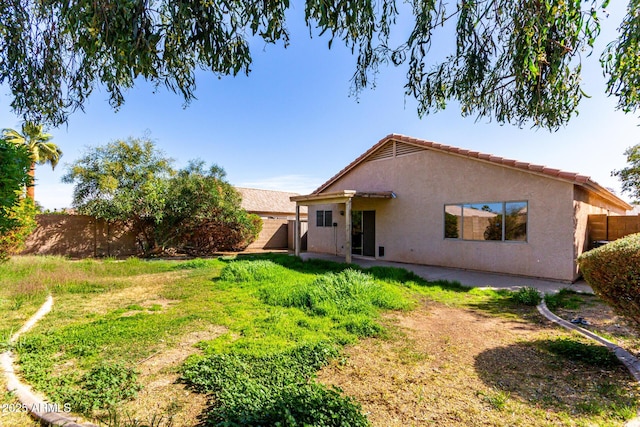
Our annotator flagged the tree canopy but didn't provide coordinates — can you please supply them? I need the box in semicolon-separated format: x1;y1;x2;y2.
62;138;260;255
62;137;173;224
1;0;638;130
612;143;640;204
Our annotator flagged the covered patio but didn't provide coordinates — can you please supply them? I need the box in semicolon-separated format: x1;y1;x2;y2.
290;190;395;263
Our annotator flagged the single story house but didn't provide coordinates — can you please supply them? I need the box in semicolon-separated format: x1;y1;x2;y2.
291;134;632;282
236;187;307;220
236;187;307;250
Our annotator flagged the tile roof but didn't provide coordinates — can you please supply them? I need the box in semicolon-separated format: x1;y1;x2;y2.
313;133;631;210
236;187;307;215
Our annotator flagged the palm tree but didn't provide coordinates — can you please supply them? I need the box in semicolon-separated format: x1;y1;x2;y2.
2;121;62;200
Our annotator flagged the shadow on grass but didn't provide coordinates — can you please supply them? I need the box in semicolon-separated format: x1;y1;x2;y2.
474;338;636;421
464;296;540;320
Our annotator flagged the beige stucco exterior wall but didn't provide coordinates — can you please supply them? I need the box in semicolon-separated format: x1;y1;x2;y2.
572;186;628;278
309;148;582;281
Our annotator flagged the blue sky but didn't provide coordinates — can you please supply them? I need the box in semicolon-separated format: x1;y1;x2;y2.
1;2;638;210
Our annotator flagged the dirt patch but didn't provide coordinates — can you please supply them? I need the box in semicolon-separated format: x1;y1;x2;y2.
67;271;188;317
118;323;227;426
317;301;638;426
554;296;640;355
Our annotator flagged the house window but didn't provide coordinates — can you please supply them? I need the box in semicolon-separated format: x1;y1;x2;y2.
444;201;527;242
316;210;333;227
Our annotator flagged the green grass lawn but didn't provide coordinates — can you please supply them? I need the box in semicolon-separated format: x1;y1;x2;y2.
0;254;637;426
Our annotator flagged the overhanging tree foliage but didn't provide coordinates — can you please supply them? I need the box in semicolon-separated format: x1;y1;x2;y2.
0;1;638;130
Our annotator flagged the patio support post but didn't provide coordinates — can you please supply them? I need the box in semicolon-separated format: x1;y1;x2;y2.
294;204;301;257
345;199;352;264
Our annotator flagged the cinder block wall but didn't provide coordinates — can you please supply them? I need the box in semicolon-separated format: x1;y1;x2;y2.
22;215;295;257
21;214;138;258
245;219;289;250
588;214;640;243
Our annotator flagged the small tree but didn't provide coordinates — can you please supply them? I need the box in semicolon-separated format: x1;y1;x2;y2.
612;143;640;204
158;160;261;254
62;137;174;255
63;140;260;256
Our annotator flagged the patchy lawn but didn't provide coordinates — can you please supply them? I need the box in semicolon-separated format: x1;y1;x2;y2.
319;302;637;426
0;255;637;426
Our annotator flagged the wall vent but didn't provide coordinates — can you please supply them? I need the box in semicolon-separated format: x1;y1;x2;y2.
367;141;394;161
395;142;425;157
368;141;425;162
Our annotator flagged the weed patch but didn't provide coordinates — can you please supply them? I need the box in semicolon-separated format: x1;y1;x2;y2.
544;289;586;310
171;258;220;270
219;259;283;282
182;343;368;426
74;363;142;413
511;287;542;306
259;268;411;316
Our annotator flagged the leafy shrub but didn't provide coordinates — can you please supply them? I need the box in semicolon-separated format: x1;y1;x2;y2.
0;138;32;237
182;343;368;426
511;286;542;306
578;233;640;324
0;197;37;260
182;213;262;254
155;160;262;255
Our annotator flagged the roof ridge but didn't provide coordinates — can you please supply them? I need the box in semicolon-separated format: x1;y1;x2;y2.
315;134;591;192
312;134;630;210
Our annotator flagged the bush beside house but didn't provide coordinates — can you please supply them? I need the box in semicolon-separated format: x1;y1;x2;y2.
578;233;640;325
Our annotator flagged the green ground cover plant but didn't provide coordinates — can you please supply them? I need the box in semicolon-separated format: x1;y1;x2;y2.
544;288;587;311
511;286;542;306
0;253;637;426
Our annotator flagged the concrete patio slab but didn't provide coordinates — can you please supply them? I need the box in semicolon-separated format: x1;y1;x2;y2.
299;252;593;295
